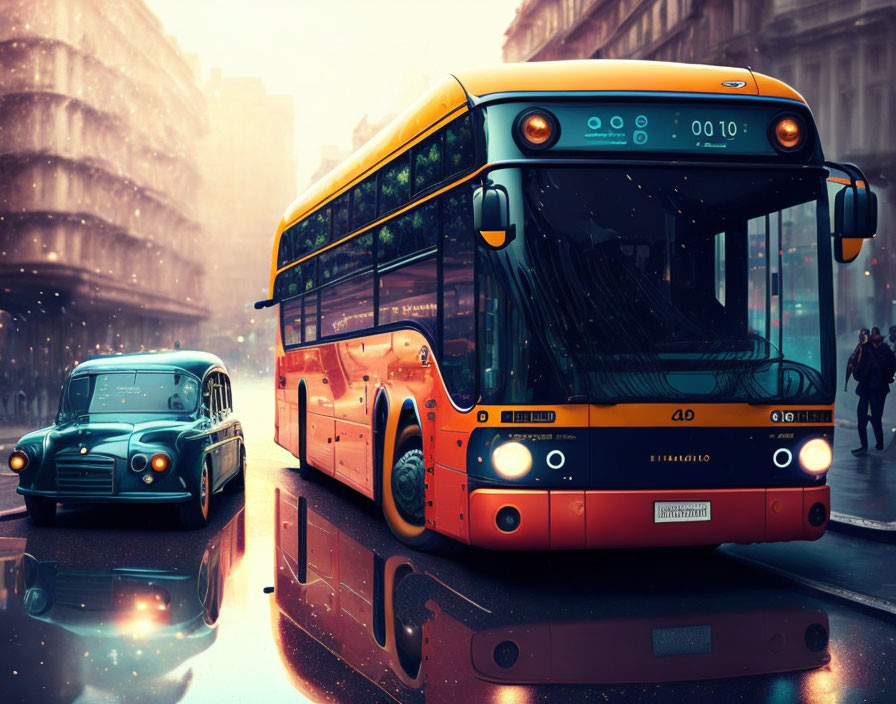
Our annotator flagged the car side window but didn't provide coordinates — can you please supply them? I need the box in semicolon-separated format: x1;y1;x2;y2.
222;375;232;413
203;376;215;419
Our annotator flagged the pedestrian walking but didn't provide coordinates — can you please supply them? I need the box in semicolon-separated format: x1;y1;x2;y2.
852;326;896;456
845;327;870;392
888;325;896;355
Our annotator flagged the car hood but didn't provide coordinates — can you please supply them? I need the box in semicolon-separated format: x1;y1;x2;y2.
46;418;192;459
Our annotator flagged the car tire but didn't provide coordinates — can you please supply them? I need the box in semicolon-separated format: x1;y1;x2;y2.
178;460;212;529
24;495;56;526
226;448;246;492
382;424;456;554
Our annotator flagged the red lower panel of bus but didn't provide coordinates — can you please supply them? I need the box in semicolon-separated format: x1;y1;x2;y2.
467;486;829;550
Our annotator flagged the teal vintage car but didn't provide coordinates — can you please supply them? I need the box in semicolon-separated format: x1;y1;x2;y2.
7;351;245;528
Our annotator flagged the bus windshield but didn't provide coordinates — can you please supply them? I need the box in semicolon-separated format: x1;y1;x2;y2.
479;166;832;404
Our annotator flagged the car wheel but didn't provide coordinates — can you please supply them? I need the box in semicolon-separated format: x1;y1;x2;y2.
382;424;456;553
226;448;246;492
177;460;211;529
24;495;56;526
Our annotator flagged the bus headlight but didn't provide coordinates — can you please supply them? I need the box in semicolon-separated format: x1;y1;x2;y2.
798;438;832;475
492;441;533;479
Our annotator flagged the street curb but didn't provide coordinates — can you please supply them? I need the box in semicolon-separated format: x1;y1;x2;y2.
0;506;27;521
829;511;896;535
724;551;896;619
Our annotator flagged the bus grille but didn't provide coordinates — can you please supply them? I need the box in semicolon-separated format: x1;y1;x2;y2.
56;455;115;495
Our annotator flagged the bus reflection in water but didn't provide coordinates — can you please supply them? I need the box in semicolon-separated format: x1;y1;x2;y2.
261;60;879;552
0;510;244;704
271;487;830;703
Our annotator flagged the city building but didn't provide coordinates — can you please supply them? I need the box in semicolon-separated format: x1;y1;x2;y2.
0;0;207;423
198;69;296;373
504;0;896;332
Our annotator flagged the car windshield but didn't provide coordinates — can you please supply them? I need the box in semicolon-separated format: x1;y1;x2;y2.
478;166;833;404
62;371;200;416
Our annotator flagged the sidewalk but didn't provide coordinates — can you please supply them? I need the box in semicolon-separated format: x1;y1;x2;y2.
830;424;896;528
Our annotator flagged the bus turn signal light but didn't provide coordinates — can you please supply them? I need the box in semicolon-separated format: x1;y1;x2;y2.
8;450;28;472
774;116;803;150
150;453;170;472
798;438;832;475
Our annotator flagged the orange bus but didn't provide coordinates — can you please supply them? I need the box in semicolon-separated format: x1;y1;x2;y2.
257;60;877;551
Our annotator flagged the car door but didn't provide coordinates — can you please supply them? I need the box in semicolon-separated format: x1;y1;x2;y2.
220;373;239;481
203;373;225;487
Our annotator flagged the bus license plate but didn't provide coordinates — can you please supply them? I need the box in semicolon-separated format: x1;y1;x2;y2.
654;501;711;523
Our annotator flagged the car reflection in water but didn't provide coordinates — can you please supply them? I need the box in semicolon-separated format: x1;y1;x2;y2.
0;507;244;704
271;486;830;703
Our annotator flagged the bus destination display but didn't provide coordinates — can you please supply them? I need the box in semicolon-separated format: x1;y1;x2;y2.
550;104;783;156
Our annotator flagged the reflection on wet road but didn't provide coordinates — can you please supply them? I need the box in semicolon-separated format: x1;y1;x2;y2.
1;379;895;702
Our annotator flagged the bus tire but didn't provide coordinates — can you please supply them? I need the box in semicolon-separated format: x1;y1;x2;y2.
383;424;455;553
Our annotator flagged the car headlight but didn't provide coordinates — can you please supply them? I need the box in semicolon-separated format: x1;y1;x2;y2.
8;449;29;472
491;441;533;479
799;438;832;475
150;452;171;472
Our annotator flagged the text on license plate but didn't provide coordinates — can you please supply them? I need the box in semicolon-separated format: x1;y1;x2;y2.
654;501;711;523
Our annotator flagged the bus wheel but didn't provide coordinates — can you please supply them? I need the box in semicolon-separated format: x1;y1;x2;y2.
383;425;455;553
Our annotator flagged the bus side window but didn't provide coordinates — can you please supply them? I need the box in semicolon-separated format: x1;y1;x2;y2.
413;132;443;195
351;176;376;230
379;153;410;216
332;193;350;240
277;226;293;268
445;113;474;177
442;190;476;407
378;257;438;337
282;298;302;348
303;294;318;343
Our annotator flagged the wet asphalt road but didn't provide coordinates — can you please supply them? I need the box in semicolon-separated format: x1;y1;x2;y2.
2;379;896;703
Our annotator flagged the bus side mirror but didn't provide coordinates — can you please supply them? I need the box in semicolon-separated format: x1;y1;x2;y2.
828;161;878;264
473;183;515;249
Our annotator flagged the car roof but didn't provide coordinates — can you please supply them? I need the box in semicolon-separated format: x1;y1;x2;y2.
69;350;226;379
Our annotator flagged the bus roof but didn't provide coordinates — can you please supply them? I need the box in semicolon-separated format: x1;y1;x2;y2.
275;59;805;256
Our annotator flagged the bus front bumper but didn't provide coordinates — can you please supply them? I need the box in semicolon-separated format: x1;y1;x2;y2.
467;485;829;550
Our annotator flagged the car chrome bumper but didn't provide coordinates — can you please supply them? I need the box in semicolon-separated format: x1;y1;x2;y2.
17;487;193;503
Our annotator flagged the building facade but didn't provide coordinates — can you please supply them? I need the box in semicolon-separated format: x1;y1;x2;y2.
0;0;207;423
198;69;296;374
504;0;896;333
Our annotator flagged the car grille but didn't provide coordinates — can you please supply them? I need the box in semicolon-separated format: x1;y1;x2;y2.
55;455;115;495
55;572;115;610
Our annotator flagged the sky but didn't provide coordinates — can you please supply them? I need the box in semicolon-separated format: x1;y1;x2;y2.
144;0;520;188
